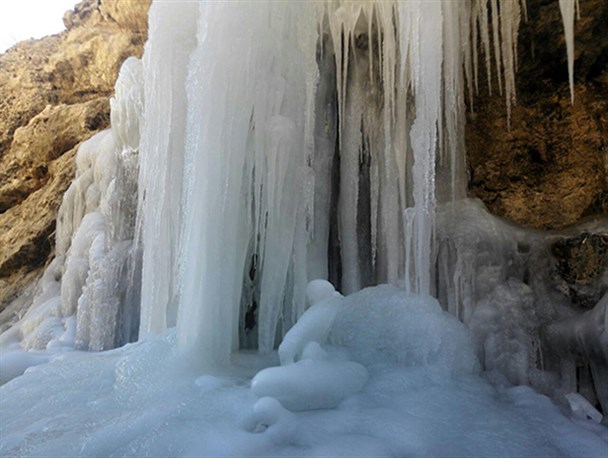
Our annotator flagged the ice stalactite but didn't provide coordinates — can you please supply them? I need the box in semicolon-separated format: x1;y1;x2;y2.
559;0;576;103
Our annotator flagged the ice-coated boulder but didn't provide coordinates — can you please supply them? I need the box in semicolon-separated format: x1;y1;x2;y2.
251;356;368;411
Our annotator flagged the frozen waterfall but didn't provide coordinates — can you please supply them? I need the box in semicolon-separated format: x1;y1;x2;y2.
1;0;607;445
135;0;530;364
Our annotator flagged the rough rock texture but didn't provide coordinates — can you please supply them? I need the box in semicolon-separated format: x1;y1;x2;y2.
0;0;151;311
551;231;608;309
467;0;608;230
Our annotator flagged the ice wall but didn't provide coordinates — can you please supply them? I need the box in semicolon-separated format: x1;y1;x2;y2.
436;199;608;414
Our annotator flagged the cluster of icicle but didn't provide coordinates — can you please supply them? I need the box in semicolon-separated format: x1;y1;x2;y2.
137;0;532;365
2;0;579;368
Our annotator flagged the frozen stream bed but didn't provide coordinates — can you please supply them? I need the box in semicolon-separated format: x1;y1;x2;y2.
1;285;606;457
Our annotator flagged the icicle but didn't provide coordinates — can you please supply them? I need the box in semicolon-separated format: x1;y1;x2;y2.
477;0;493;95
403;0;443;295
498;0;521;122
559;0;576;103
490;0;503;96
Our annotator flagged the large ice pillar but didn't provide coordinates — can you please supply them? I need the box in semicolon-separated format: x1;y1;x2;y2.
66;57;144;351
137;1;199;337
403;1;443;296
176;1;319;364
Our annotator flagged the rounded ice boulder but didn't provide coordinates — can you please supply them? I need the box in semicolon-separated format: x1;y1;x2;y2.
251;358;368;411
329;285;479;374
278;280;343;365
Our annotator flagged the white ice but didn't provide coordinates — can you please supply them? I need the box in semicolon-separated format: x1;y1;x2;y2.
251;355;369;411
559;0;576;102
2;287;607;457
278;280;343;365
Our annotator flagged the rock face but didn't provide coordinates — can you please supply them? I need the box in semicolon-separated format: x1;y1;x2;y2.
466;0;608;230
0;0;151;311
551;232;608;309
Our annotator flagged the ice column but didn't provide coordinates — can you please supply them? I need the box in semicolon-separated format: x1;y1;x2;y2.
403;1;443;296
137;1;199;337
176;1;318;364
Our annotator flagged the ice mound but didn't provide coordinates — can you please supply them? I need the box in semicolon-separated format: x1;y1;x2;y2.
329;285;479;374
278;280;343;365
252;342;368;411
2;330;607;457
254;283;476;412
0;349;49;385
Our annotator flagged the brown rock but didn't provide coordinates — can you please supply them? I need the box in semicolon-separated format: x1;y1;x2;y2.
63;0;103;30
466;0;608;230
551;232;608;308
0;149;76;307
101;0;151;34
0;98;110;212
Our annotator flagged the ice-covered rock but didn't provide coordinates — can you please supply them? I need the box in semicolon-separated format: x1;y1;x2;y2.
566;392;604;424
250;396;294;432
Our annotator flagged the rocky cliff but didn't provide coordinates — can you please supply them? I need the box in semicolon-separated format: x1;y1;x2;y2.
0;0;151;310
